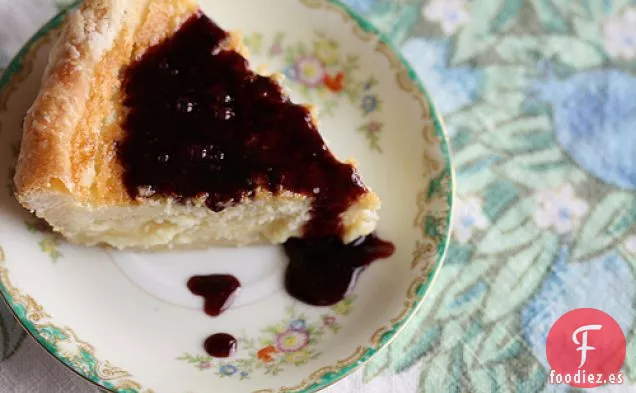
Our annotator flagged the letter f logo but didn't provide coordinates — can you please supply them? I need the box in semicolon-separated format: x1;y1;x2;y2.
572;324;602;368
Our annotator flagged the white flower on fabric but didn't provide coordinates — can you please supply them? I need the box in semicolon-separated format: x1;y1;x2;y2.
604;8;636;60
625;235;636;254
533;184;589;234
422;0;471;35
452;196;489;244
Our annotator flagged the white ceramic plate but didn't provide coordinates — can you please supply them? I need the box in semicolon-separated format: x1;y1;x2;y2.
0;1;453;392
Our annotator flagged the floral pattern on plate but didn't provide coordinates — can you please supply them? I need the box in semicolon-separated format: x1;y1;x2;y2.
244;30;386;152
0;247;149;392
25;219;63;263
177;297;355;378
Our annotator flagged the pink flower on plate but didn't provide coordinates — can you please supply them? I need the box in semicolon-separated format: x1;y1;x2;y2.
198;362;212;370
533;184;589;235
322;315;336;326
294;56;325;88
276;329;309;353
366;121;382;134
270;43;283;56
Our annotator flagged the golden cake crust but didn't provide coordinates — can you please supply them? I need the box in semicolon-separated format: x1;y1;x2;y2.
15;0;203;206
15;0;139;201
13;0;381;248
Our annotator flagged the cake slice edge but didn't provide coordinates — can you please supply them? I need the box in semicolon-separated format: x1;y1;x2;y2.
13;0;381;249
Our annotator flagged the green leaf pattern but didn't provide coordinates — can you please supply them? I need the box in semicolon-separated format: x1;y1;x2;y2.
353;0;636;391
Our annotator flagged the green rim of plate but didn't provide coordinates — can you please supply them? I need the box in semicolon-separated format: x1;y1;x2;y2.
0;1;455;392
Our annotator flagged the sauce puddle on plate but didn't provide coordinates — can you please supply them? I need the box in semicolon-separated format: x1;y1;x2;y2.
188;233;395;358
283;234;396;306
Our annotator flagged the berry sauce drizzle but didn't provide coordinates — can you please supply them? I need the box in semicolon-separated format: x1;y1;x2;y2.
123;11;397;358
119;11;366;239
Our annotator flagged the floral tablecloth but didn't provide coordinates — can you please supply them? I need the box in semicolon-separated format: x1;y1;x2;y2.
2;0;636;392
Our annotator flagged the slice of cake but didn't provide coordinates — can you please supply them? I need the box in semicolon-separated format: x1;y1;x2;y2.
13;0;380;249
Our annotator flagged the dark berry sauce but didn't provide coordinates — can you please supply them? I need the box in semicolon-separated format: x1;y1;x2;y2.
121;11;397;357
204;333;237;358
187;274;241;317
283;234;395;306
119;12;367;238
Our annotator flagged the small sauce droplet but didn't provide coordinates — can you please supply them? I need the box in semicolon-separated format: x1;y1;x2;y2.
204;333;237;358
187;274;241;316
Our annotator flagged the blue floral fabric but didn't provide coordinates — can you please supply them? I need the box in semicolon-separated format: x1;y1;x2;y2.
339;0;636;391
